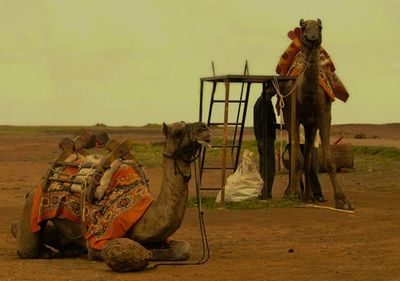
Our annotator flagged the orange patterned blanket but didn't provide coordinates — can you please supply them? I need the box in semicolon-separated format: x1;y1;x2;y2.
276;27;349;103
30;160;154;250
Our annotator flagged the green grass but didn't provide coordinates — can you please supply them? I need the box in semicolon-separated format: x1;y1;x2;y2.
128;142;400;169
185;144;400;210
352;146;400;160
204;138;286;160
353;146;400;170
187;196;304;210
132;142;164;167
83;141;164;168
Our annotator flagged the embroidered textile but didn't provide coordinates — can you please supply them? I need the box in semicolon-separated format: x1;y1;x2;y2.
31;159;154;250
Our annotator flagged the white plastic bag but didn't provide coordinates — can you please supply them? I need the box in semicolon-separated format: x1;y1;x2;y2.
216;150;264;203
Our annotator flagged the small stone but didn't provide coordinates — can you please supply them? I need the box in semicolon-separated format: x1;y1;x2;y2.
288;248;294;253
102;238;152;272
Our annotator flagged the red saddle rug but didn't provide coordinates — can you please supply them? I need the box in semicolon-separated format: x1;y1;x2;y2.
30;159;154;250
276;27;349;103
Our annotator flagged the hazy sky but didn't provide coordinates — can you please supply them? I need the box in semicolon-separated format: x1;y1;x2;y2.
1;0;399;126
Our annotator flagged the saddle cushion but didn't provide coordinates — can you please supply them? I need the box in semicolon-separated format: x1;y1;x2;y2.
30;157;154;250
276;28;349;103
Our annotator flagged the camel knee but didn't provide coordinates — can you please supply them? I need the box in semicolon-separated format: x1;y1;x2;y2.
168;240;191;261
17;248;40;259
16;188;42;259
150;240;192;261
16;225;42;259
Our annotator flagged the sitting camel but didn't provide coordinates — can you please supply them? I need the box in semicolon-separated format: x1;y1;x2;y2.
11;121;211;270
279;19;353;210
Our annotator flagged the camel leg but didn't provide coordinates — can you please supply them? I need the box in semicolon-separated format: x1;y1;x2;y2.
52;218;87;257
15;189;42;258
15;189;60;258
13;189;85;258
283;125;303;198
149;240;191;261
319;123;354;210
303;126;317;203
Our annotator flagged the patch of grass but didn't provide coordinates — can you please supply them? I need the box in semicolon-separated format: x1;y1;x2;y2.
132;142;163;167
271;195;303;208
353;146;400;160
83;141;164;168
204;139;286;160
187;196;304;210
187;196;220;209
353;146;400;170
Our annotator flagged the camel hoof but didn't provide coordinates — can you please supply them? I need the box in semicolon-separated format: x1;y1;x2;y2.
302;193;315;204
283;190;302;201
335;199;355;210
38;246;61;259
150;240;191;261
87;247;102;261
18;245;60;259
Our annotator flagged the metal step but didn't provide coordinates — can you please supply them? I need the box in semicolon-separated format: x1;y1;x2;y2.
211;144;240;148
202;166;235;170
208;122;244;126
199;186;223;191
212;100;247;103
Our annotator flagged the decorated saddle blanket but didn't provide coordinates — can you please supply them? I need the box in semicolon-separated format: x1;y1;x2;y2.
276;27;349;103
30;154;154;250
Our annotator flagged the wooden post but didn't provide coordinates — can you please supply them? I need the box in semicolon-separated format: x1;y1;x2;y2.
220;80;230;206
290;87;297;192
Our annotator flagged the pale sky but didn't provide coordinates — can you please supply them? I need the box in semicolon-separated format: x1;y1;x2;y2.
0;0;399;126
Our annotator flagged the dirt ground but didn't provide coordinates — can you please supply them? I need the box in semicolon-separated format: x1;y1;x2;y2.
0;124;399;281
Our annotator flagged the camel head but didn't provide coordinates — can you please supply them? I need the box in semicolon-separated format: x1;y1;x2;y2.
162;121;211;180
299;19;322;48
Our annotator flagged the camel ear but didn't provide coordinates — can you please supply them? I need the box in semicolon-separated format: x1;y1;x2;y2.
300;19;305;27
162;122;169;136
317;18;322;25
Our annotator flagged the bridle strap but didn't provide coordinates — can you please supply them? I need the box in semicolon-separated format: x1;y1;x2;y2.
162;125;201;183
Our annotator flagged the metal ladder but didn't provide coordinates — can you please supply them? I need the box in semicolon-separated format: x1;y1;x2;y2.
199;61;250;191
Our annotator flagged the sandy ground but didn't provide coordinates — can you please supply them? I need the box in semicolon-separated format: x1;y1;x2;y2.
0;124;399;281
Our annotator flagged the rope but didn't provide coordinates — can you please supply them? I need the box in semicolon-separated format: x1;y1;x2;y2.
78;162;96;235
145;150;210;270
271;47;315;167
80;181;88;235
272;76;289;168
49;168;72;177
47;157;96;235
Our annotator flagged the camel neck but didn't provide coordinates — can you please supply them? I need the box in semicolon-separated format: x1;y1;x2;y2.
157;156;189;205
302;47;320;85
302;46;320;66
129;156;190;244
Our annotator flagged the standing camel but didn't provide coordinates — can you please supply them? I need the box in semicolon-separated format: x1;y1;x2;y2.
280;19;353;210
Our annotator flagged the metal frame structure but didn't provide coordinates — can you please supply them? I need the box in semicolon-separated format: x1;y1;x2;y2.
198;74;295;204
